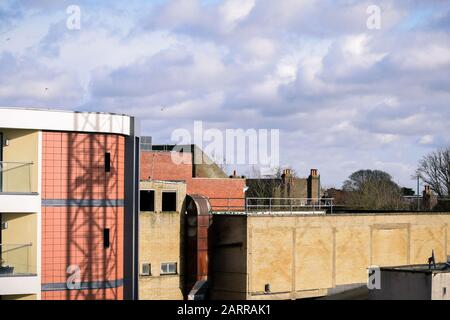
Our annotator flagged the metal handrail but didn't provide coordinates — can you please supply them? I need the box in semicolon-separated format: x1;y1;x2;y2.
0;161;33;172
209;197;334;214
0;243;32;254
0;161;33;192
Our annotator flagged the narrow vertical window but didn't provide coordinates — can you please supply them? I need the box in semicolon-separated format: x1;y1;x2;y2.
162;191;177;212
105;152;111;172
104;228;110;248
140;190;155;211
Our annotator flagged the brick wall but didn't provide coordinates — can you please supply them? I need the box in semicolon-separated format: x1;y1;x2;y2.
140;151;246;211
41;131;125;300
140;151;192;181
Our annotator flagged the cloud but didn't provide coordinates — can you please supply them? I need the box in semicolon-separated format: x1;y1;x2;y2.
1;0;449;189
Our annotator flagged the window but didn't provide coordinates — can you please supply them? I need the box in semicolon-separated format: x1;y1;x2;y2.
105;152;111;172
140;190;155;212
104;228;110;248
141;263;151;276
162;191;177;212
160;262;177;275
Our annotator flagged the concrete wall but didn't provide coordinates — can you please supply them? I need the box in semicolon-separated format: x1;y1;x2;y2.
210;215;247;300
138;180;186;300
431;273;450;300
210;213;450;300
369;270;431;300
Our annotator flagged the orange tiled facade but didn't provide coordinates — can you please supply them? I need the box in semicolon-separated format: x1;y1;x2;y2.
41;132;125;300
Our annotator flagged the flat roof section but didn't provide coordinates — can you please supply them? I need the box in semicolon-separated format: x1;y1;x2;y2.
381;263;450;274
0;107;135;136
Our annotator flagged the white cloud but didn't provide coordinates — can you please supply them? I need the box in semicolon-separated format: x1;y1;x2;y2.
1;0;450;189
419;135;434;145
219;0;255;31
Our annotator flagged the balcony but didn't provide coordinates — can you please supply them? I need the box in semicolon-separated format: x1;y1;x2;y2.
0;243;35;276
0;161;33;193
0;243;39;296
0;161;39;213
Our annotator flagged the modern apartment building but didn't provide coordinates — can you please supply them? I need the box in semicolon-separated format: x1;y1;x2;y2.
0;108;139;300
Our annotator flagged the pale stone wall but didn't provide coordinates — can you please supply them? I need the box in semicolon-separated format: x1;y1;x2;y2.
210;213;450;300
138;180;186;300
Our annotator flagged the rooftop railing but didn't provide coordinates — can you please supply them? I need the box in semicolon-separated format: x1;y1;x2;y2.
0;161;33;193
0;243;35;276
209;197;334;215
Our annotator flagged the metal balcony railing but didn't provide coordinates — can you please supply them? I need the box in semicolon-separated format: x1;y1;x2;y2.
0;161;33;193
209;197;334;215
0;243;34;276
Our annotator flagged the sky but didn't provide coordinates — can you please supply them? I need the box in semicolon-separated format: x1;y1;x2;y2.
0;0;449;189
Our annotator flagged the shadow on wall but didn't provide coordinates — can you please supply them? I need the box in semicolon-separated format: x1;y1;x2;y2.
42;132;123;300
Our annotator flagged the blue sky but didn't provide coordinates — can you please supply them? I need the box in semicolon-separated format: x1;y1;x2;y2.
1;0;449;189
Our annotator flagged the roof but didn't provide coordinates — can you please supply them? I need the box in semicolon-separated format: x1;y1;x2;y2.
381;263;450;274
0;107;136;136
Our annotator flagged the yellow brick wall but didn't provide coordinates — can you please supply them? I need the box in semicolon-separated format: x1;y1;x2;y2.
138;180;186;300
212;213;450;300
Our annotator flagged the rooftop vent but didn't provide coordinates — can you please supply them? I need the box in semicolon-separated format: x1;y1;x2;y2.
140;136;152;151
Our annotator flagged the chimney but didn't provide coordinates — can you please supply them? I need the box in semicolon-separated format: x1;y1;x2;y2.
281;168;292;184
310;169;318;177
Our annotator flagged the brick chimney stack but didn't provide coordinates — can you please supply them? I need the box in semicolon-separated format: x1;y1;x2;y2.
281;168;292;184
423;185;437;210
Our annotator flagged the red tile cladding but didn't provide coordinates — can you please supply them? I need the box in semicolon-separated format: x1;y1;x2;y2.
41;131;125;300
42;132;125;200
140;151;192;181
41;288;123;300
140;151;246;210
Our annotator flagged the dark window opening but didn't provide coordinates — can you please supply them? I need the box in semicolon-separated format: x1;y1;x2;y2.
140;190;155;212
162;191;177;212
104;228;110;248
105;152;111;172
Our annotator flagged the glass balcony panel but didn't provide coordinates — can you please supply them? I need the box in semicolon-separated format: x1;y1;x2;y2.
0;162;32;193
0;243;33;276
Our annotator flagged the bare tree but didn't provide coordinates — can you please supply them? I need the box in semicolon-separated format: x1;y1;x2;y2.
417;147;450;198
